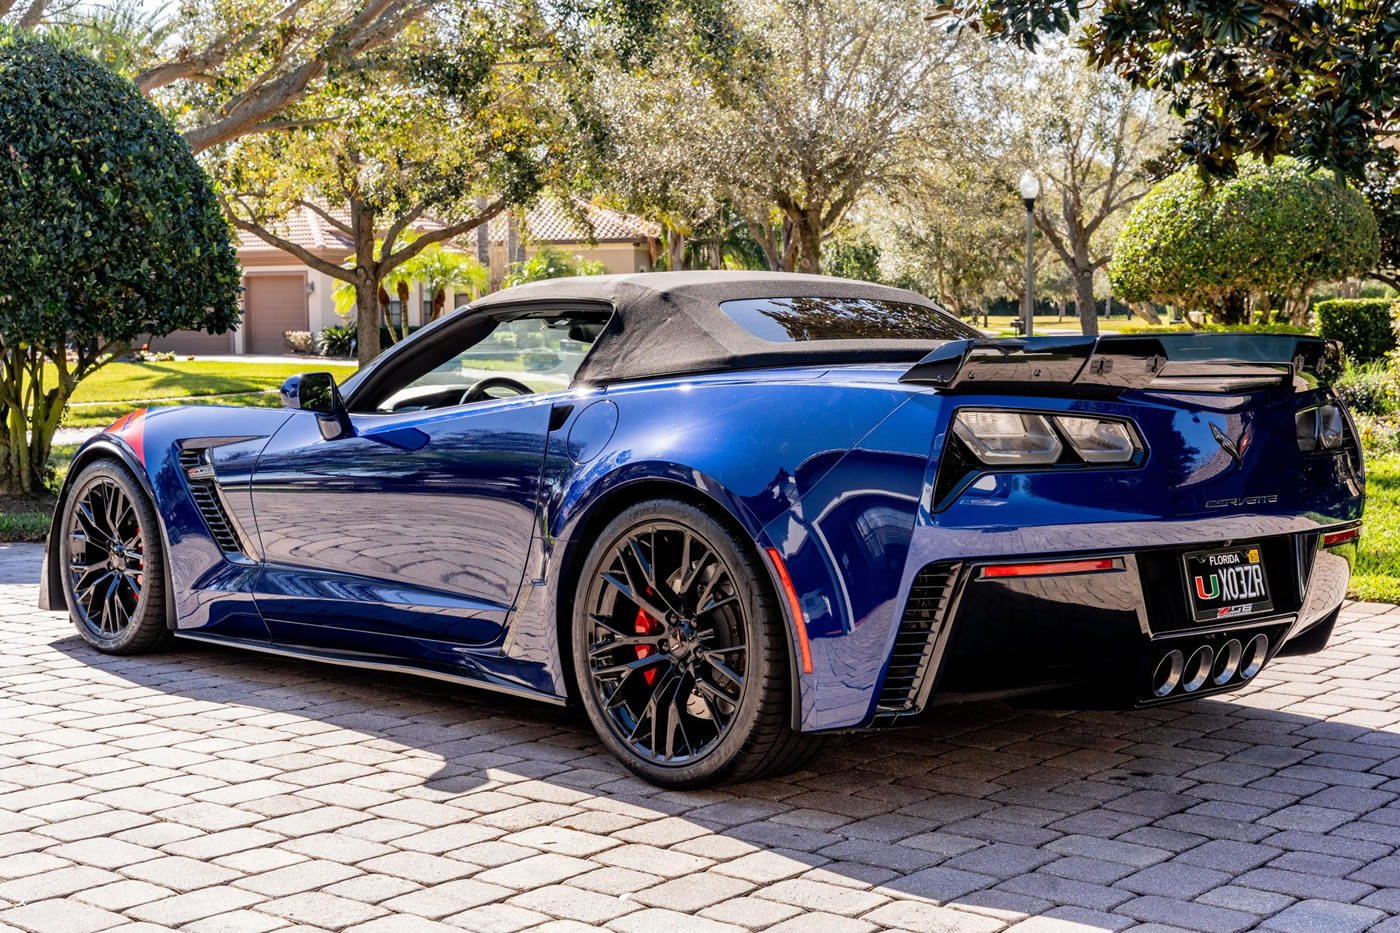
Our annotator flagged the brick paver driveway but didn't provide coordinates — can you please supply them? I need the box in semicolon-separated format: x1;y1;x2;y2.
3;541;1400;933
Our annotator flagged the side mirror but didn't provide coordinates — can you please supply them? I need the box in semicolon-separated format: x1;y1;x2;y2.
281;372;353;440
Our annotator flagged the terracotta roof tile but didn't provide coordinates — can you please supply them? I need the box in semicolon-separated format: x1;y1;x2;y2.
235;197;658;257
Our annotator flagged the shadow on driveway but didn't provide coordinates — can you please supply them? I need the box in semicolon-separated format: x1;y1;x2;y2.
37;606;1400;932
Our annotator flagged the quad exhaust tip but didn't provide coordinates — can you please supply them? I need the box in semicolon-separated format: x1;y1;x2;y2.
1149;633;1268;699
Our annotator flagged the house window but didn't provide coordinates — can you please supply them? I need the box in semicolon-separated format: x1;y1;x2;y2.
388;299;403;328
423;295;435;321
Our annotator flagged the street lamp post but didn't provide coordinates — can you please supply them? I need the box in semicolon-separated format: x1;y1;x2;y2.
1018;170;1040;338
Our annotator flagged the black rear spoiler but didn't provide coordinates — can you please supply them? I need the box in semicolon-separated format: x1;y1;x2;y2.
900;334;1343;395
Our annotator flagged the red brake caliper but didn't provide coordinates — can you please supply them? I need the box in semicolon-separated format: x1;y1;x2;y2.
634;608;660;685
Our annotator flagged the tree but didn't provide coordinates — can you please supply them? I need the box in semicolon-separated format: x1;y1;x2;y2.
602;0;968;274
1003;45;1173;335
726;0;968;273
1363;147;1400;290
1109;158;1380;323
596;58;734;270
26;0;702;158
872;165;1022;318
218;6;598;365
821;228;882;283
940;0;1400;182
0;30;241;494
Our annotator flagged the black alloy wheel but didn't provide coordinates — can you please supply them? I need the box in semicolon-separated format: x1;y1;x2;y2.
573;500;822;787
62;459;169;654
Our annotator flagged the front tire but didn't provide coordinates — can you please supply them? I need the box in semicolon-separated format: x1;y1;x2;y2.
572;499;820;787
60;459;170;654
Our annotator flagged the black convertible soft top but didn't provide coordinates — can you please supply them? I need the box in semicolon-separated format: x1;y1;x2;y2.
470;271;976;385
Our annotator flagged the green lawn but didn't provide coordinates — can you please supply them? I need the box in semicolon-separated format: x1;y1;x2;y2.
63;359;358;405
971;313;1093;335
1352;454;1400;603
55;359;358;428
64;391;287;428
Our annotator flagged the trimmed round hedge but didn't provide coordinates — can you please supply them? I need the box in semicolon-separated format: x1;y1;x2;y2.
0;29;241;348
1109;158;1379;315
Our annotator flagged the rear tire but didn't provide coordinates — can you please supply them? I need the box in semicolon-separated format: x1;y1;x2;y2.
571;499;822;787
60;459;170;655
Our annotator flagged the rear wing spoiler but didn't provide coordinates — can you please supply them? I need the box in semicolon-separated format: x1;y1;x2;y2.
900;334;1343;395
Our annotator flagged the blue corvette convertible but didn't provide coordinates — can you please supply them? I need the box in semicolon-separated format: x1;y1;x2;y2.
40;272;1364;786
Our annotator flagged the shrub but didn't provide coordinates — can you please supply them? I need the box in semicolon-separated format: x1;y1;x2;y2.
1110;158;1380;321
318;324;355;358
0;29;241;493
502;246;607;288
1316;298;1398;363
1335;360;1400;415
522;349;562;371
284;330;315;354
1356;413;1400;459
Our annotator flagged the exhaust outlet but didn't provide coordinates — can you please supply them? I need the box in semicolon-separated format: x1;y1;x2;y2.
1151;650;1184;697
1240;633;1268;680
1212;639;1243;686
1181;645;1214;692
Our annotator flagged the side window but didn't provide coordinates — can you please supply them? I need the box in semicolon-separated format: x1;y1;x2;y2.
358;311;608;414
452;318;593;395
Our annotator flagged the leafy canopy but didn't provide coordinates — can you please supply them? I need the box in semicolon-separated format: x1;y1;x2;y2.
1109;158;1380;310
939;0;1400;181
0;28;241;348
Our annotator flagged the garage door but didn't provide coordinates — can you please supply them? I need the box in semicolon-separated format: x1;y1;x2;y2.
245;274;308;355
146;328;233;355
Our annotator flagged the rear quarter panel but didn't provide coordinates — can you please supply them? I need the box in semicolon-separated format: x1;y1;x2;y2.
513;368;938;726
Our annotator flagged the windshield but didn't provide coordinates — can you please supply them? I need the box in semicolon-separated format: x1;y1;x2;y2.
720;296;979;342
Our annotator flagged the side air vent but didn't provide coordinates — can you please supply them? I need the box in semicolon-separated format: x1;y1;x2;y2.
873;561;961;726
178;448;247;559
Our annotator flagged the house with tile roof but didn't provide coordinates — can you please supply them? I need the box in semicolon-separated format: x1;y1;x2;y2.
153;197;663;355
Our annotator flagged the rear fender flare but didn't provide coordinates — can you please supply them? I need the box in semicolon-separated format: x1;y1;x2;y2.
551;464;808;731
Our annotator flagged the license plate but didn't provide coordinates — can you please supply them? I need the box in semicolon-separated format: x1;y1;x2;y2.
1183;545;1272;622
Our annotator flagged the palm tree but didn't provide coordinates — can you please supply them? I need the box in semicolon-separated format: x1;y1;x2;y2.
409;245;488;321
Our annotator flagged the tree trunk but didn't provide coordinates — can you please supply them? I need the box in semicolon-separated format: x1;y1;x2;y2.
667;229;685;271
779;217;796;272
1128;302;1162;325
431;288;447;321
792;212;822;274
1216;291;1247;325
382;280;407;344
353;284;380;367
352;200;380;367
0;345;77;496
934;247;949;309
1073;266;1099;336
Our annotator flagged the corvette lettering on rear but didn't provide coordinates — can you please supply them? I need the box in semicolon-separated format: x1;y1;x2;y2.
1204;494;1278;509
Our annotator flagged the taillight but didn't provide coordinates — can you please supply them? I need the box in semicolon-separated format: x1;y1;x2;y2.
1297;401;1345;452
1321;527;1359;549
1055;415;1141;464
951;409;1141;466
951;411;1062;465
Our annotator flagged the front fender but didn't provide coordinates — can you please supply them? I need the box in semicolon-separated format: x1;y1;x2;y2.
40;405;293;643
38;425;166;617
